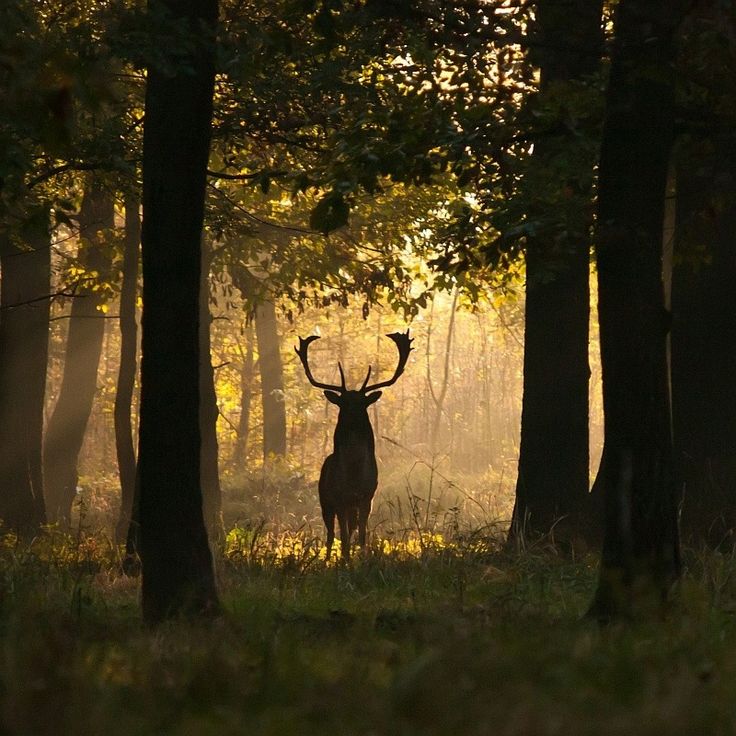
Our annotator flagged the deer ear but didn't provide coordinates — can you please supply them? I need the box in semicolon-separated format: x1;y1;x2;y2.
365;391;382;405
324;390;341;405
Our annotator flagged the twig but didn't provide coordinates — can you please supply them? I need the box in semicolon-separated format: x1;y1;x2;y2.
207;168;287;181
50;313;119;321
0;289;80;310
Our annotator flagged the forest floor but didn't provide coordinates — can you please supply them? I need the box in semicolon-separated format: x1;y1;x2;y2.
1;520;736;736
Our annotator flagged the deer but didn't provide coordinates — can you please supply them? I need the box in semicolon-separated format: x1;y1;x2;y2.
295;330;413;559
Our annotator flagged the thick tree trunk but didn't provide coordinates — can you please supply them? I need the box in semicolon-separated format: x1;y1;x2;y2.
114;195;140;544
44;182;113;525
512;245;591;542
138;0;219;623
255;300;287;461
0;211;50;531
120;234;223;552
200;245;223;539
509;0;602;546
672;146;736;546
588;0;681;620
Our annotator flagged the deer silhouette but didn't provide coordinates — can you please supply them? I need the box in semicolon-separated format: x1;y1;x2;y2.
295;331;413;559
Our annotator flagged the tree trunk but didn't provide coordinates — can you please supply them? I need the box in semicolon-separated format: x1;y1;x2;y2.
232;320;255;468
138;0;219;624
672;145;736;546
114;194;140;544
509;0;602;546
428;291;458;455
512;245;591;543
44;181;113;525
588;0;682;620
372;313;382;455
0;210;50;531
200;244;223;539
255;300;287;461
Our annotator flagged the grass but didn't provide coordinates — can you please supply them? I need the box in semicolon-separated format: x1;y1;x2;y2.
3;523;736;735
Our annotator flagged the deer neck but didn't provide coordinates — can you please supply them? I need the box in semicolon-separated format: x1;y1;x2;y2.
333;411;375;453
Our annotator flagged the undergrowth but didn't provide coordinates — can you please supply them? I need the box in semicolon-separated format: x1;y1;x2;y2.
2;523;736;735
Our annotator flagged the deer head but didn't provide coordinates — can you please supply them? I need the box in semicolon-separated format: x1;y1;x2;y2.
294;330;413;410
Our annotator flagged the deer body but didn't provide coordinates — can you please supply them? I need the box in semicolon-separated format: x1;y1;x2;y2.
320;392;380;557
296;332;412;559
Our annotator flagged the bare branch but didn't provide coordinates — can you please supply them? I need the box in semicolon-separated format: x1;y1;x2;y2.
206;168;287;181
0;289;80;310
26;162;101;189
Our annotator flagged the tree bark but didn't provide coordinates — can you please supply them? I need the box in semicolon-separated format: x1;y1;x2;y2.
0;210;50;531
232;320;255;468
588;0;682;620
672;145;736;546
255;300;287;461
428;291;458;455
138;0;219;624
512;244;591;543
509;0;602;546
44;181;113;525
200;244;223;539
114;194;140;544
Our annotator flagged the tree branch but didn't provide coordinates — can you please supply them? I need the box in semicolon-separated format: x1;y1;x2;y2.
0;289;80;310
26;162;102;189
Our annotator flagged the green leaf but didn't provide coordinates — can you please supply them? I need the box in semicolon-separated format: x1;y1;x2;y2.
313;6;335;38
309;192;349;234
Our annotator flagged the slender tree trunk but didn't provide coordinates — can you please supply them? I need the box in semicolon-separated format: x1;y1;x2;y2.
588;0;682;620
672;146;736;546
477;316;494;469
44;181;113;525
114;194;140;544
255;300;287;461
509;0;602;546
372;313;382;454
429;291;458;454
200;244;223;539
138;0;219;624
232;320;255;468
424;300;434;446
227;265;260;468
0;211;50;531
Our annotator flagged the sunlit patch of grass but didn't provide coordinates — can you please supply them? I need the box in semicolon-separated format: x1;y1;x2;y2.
224;525;324;568
223;525;502;573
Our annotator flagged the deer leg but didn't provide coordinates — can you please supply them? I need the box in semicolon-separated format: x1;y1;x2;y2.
347;507;358;537
358;502;371;550
337;510;351;559
322;507;335;560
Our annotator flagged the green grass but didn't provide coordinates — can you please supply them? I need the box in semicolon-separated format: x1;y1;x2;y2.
2;529;736;735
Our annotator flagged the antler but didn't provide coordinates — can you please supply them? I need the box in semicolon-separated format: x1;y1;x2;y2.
362;330;413;392
295;335;347;392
